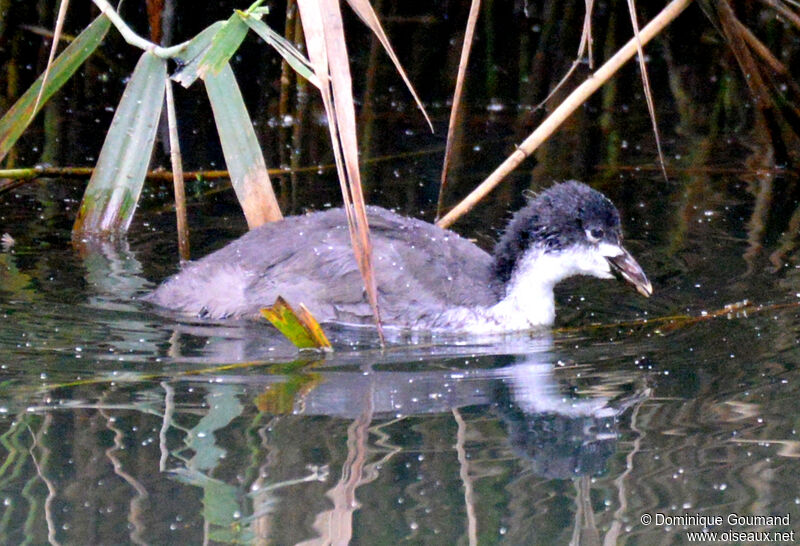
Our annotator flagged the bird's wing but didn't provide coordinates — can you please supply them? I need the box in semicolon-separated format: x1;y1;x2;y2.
146;207;499;325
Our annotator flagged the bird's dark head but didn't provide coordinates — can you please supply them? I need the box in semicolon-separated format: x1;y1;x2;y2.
492;181;652;296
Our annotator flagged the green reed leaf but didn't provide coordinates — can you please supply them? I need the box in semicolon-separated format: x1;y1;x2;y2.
193;13;249;81
171;21;225;88
204;63;282;228
73;51;166;235
0;15;111;163
242;15;320;88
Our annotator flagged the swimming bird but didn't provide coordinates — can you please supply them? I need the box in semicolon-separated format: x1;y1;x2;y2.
144;180;651;333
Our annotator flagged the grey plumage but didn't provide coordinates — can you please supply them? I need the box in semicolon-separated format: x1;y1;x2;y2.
144;206;502;325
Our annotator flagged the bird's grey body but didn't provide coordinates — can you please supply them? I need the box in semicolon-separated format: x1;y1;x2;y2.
145;181;652;332
145;206;503;328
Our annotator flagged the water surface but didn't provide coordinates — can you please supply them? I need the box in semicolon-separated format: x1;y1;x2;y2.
2;3;800;540
2;146;799;544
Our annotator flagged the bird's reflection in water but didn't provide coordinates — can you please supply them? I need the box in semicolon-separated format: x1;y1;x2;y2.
494;359;648;478
242;339;651;544
243;332;652;480
152;317;649;481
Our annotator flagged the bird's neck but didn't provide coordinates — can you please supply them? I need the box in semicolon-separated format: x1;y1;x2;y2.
488;256;557;328
432;249;578;333
432;273;555;333
489;246;587;329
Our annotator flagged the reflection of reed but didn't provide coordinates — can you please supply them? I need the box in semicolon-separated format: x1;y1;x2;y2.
609;340;800;542
716;0;800;165
305;387;374;546
745;170;773;272
453;408;478;546
745;168;800;272
158;381;175;472
29;413;60;546
603;399;645;545
100;406;149;546
573;475;601;546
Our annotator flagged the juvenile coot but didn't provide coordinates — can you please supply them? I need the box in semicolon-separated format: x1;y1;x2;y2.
144;181;651;332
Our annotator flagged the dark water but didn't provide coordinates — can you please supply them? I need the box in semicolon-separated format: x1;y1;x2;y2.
2;126;800;544
3;2;800;543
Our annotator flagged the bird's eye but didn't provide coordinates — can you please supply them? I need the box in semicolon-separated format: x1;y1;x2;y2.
586;228;604;243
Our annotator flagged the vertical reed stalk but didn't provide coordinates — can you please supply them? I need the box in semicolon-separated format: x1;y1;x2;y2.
165;80;190;262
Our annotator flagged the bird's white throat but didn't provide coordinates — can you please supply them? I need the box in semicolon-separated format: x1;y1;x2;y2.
438;244;621;334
